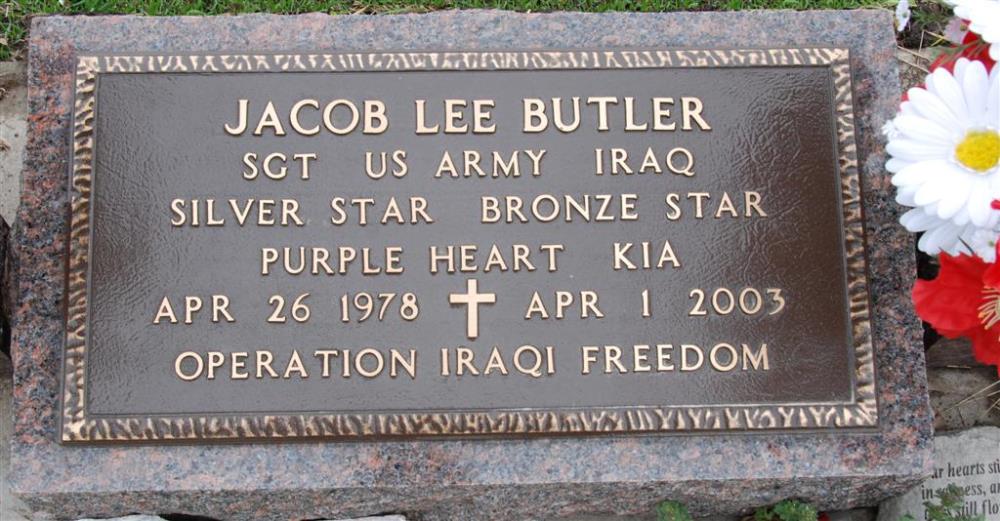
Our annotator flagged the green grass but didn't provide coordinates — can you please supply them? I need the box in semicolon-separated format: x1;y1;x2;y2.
2;0;898;61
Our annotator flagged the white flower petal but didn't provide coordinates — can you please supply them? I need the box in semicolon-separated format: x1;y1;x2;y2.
968;185;995;226
918;222;964;254
886;157;913;174
951;0;1000;68
907;87;964;130
959;0;1000;42
987;66;1000;125
930;66;969;123
901;208;938;231
895;113;956;143
944;17;969;45
892;160;940;187
937;174;975;219
897;185;918;206
914;172;962;206
944;223;975;254
961;60;989;121
886;139;952;161
954;206;972;225
953;56;969;81
969;227;1000;261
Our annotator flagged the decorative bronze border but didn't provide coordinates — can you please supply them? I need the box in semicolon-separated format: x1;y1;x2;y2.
61;48;876;443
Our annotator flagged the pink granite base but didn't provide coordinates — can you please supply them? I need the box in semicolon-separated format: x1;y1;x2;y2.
10;10;931;520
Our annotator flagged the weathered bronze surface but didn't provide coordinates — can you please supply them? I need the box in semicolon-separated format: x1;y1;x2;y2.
61;49;874;443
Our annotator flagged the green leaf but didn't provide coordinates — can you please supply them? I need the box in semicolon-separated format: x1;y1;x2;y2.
910;485;987;521
656;500;693;521
773;500;819;521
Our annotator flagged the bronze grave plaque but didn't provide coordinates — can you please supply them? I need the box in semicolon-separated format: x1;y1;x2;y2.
60;49;875;443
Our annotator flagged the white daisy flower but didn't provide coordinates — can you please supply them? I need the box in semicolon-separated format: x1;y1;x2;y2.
944;17;970;45
950;0;1000;61
895;0;912;32
899;208;984;255
970;227;1000;260
889;58;1000;255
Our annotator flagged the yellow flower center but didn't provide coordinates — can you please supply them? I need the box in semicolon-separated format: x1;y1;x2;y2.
955;129;1000;173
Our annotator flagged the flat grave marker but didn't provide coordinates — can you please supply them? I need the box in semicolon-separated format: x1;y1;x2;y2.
11;11;933;520
64;48;872;442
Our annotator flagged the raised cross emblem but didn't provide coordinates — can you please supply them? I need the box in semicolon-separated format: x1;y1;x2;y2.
448;278;497;339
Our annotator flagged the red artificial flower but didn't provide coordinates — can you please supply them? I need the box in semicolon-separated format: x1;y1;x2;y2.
901;31;994;103
913;246;1000;375
930;25;996;72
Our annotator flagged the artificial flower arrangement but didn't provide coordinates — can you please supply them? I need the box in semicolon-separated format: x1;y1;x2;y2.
886;0;1000;374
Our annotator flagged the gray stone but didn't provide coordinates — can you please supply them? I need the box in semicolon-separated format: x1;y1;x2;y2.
323;517;409;521
81;515;408;521
555;508;869;521
76;517;167;521
894;47;933;92
0;61;25;225
925;338;1000;432
877;427;1000;521
929;366;1000;432
926;337;982;369
553;508;871;521
545;511;652;521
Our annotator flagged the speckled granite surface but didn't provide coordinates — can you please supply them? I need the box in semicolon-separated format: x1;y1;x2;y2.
11;11;931;521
